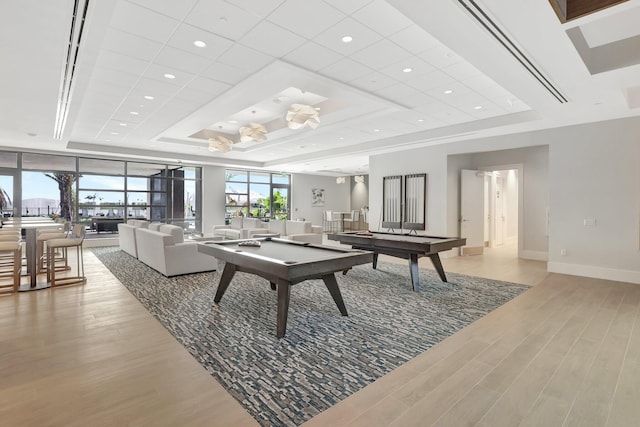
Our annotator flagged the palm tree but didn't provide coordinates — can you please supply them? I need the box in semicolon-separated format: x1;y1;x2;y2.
45;172;76;221
0;187;11;214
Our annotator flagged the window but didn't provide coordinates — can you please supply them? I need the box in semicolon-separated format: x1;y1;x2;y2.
225;170;290;222
2;150;202;235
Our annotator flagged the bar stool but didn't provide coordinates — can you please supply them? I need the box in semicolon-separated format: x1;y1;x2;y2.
0;231;22;267
46;224;86;287
37;222;70;273
0;240;23;294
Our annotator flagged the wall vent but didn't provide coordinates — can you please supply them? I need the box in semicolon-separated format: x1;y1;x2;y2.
54;0;91;140
457;0;568;103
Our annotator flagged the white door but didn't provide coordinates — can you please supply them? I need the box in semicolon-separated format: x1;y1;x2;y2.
460;169;485;255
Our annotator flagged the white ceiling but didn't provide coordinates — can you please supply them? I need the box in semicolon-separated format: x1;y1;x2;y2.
1;0;639;175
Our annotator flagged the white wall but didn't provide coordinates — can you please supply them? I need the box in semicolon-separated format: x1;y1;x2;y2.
350;175;369;211
547;118;640;283
291;174;350;226
370;116;640;283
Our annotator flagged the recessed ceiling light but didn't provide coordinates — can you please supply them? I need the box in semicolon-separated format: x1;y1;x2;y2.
474;105;483;110
193;40;206;48
119;123;127;127
111;132;119;135
228;120;238;124
339;137;345;140
373;129;380;132
130;111;139;115
144;95;154;100
403;67;413;73
417;119;424;122
444;89;454;94
341;35;353;43
164;73;176;79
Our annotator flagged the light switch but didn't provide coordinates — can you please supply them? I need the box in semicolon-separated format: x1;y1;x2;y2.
583;218;596;227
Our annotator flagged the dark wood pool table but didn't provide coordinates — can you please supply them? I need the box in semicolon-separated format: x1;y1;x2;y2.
328;231;466;291
197;237;373;338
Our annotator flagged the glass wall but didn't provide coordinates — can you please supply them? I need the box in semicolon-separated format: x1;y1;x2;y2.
225;169;290;222
0;150;202;235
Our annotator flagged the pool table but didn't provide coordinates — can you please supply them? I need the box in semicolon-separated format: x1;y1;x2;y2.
197;237;373;338
328;231;466;291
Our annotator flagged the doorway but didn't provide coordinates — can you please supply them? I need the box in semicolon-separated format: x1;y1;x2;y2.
460;165;521;258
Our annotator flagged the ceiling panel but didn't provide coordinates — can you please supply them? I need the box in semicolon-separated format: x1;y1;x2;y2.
167;24;235;61
238;21;306;58
185;0;262;41
127;0;199;20
283;41;343;71
100;28;164;62
319;58;372;83
350;39;412;69
267;1;345;39
313;17;383;55
153;46;213;74
388;24;442;55
352;0;413;36
109;1;180;42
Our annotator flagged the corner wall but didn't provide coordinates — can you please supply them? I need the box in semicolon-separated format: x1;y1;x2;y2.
291;174;350;226
370;116;640;283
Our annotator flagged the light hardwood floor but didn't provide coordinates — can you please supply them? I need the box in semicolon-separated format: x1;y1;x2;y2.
1;242;639;426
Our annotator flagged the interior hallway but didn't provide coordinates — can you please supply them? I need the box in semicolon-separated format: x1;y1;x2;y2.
1;244;639;426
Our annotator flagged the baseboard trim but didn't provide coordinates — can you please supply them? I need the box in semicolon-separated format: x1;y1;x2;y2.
520;250;548;261
462;246;484;256
548;262;640;285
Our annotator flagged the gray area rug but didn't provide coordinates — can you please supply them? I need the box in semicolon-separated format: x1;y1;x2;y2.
91;246;530;426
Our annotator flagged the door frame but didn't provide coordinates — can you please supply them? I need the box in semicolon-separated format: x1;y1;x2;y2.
478;163;523;258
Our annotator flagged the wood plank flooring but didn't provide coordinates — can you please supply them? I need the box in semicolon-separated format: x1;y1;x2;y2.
1;241;639;426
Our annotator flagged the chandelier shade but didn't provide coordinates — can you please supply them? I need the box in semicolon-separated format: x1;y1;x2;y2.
208;136;233;153
239;122;268;143
286;104;320;130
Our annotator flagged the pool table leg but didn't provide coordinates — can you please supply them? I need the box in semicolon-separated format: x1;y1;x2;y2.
372;252;379;269
428;253;447;282
214;263;237;303
409;253;420;292
276;282;291;339
322;274;348;317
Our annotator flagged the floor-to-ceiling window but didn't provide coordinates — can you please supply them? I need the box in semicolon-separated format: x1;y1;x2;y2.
0;150;202;235
225;169;290;221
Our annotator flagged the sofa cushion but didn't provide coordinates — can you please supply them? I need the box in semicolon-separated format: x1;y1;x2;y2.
127;219;150;228
229;217;243;229
220;228;242;239
158;224;184;244
148;222;163;231
242;218;262;229
268;220;287;235
286;220;311;235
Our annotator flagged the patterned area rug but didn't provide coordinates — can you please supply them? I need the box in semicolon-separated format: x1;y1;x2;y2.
91;246;530;427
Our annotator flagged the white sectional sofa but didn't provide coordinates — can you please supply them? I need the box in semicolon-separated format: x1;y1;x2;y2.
248;220;323;244
117;219;150;258
212;217;264;239
134;224;215;276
